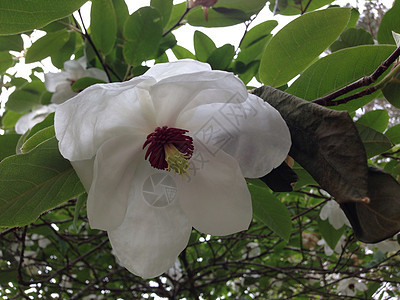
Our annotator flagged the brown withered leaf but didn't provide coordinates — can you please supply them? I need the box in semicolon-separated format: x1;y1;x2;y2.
252;86;369;203
341;167;400;243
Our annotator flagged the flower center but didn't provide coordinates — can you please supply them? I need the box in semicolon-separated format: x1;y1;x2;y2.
143;126;194;176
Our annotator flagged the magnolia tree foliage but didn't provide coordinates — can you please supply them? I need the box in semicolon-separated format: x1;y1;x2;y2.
0;0;400;299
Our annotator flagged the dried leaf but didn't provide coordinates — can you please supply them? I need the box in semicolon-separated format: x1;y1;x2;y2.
341;167;400;243
252;86;369;203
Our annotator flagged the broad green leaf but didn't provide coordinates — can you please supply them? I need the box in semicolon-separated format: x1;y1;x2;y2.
151;0;173;28
172;45;196;59
23;113;54;144
356;110;389;133
385;124;400;144
249;184;292;241
71;77;106;92
0;134;20;161
0;51;14;74
0;35;23;51
382;80;400;108
287;45;396;112
112;0;129;36
51;31;76;69
25;30;70;63
238;61;259;85
356;123;393;158
330;28;374;52
155;52;169;64
157;33;177;57
41;17;71;32
5;82;45;113
269;0;334;15
90;0;117;55
241;20;277;49
0;0;87;35
377;0;400;45
1;111;24;129
187;0;267;27
259;8;351;87
317;218;345;250
0;137;84;227
293;165;317;189
21;126;55;153
123;7;163;66
207;44;235;70
347;8;360;29
384;160;400;181
237;35;271;65
194;31;217;62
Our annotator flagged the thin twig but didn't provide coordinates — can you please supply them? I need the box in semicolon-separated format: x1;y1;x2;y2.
313;45;400;106
77;10;113;82
163;6;191;38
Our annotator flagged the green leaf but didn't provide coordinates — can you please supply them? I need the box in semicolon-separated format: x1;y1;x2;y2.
123;6;163;66
259;8;351;87
384;160;400;180
385;124;400;144
90;0;117;55
5;82;45;113
269;0;334;15
187;0;267;27
25;30;70;63
0;137;84;227
1;111;24;129
207;44;235;70
71;77;106;92
355;123;393;158
151;0;173;28
347;8;360;29
356;110;389;133
293;165;317;189
317;218;345;250
240;20;277;49
51;31;76;69
21;126;55;153
0;51;14;74
0;0;87;35
249;184;292;241
377;0;400;45
41;17;71;32
112;0;129;36
73;193;87;232
286;45;396;112
194;30;217;62
0;134;20;161
23;113;54;144
382;80;400;108
0;35;23;51
237;35;271;65
330;28;374;52
171;45;196;59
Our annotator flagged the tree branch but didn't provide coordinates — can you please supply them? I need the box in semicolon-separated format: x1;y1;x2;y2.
313;45;400;106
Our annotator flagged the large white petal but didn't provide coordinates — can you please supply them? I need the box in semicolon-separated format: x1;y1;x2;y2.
44;72;69;92
144;59;210;82
71;159;95;191
180;93;291;178
108;160;191;279
15;104;57;134
87;134;145;230
55;77;156;161
177;141;252;236
149;71;248;126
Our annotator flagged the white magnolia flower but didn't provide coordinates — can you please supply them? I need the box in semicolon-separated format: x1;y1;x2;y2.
55;59;291;278
45;57;108;104
242;241;261;259
336;278;368;296
15;104;57;134
366;237;400;254
320;200;351;230
318;235;346;256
